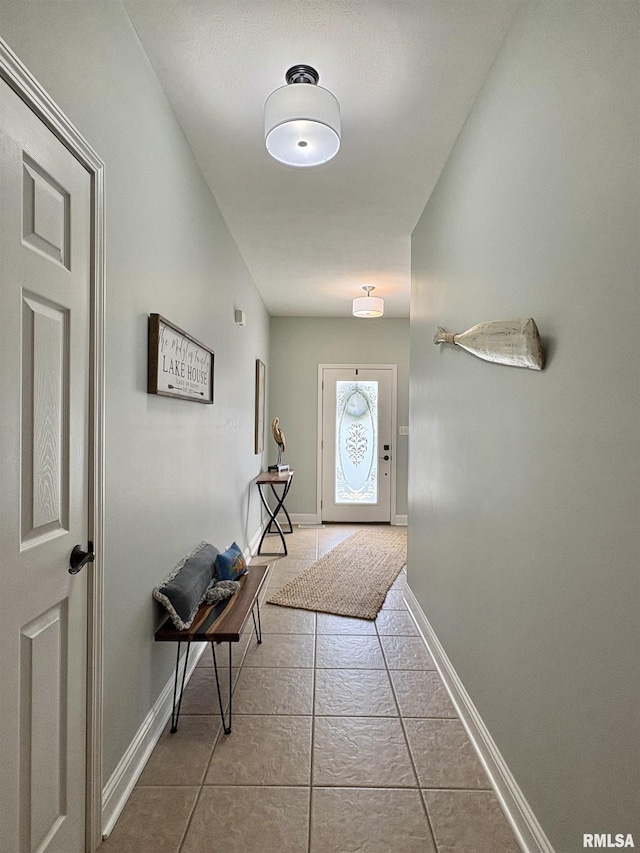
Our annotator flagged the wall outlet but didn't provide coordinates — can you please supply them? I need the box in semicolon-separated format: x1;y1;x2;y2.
398;425;409;436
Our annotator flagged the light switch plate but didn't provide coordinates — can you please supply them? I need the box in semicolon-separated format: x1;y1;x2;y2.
398;425;409;436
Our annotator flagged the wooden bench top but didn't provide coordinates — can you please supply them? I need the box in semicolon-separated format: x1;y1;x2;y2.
154;564;269;644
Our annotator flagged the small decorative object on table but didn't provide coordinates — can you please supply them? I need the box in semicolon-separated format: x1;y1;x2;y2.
434;318;544;371
268;417;289;472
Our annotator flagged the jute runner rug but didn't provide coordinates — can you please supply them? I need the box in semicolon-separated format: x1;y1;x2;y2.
267;527;407;620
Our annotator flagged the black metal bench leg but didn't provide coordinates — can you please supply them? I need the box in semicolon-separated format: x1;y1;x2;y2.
227;641;232;733
170;641;191;734
211;640;233;735
251;599;263;645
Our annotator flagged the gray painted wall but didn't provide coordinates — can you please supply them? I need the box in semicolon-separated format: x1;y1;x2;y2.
0;1;270;782
269;317;409;517
410;3;639;850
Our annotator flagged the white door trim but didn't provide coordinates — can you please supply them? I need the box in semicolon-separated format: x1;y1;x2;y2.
317;364;398;524
0;37;106;853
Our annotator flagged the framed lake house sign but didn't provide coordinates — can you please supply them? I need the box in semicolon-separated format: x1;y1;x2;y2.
148;314;214;403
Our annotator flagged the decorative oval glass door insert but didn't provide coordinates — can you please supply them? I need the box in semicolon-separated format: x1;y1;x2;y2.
335;381;378;503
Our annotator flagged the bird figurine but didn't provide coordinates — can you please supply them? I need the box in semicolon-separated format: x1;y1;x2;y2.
271;417;286;467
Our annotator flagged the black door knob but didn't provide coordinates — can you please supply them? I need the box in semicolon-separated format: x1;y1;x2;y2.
382;455;390;461
69;542;95;575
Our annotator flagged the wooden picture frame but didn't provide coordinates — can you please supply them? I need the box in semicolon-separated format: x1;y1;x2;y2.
255;358;266;453
148;313;214;404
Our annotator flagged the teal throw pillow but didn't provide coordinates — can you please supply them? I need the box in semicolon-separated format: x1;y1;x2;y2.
215;542;248;582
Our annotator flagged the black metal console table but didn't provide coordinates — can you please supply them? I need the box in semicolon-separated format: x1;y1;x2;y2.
255;469;294;556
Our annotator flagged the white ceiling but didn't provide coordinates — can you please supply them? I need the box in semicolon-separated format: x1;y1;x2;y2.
123;1;519;317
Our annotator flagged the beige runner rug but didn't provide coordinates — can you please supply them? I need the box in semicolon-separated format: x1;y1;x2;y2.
267;528;407;620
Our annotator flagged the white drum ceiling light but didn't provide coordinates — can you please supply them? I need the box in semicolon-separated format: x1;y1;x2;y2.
265;65;341;168
353;286;384;318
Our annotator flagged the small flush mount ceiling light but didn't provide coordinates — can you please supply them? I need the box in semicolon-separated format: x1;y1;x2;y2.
265;65;341;168
353;286;384;318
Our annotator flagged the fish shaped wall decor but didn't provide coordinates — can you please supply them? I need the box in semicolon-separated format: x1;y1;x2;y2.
434;318;544;371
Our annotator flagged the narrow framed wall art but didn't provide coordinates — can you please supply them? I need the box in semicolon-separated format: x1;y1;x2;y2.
148;313;214;403
255;358;266;453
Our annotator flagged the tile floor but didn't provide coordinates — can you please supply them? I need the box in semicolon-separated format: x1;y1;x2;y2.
99;524;521;853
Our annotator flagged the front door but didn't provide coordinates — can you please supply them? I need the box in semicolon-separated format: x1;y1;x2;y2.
320;366;394;523
0;76;92;853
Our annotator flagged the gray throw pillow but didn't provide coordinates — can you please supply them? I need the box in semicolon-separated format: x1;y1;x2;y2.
153;541;219;629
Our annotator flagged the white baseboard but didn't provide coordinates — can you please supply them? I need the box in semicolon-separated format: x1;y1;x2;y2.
288;513;406;527
289;513;321;526
101;642;205;837
403;585;555;853
247;518;268;560
290;513;406;527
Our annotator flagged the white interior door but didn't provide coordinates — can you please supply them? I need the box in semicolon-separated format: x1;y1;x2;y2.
0;77;91;853
321;366;394;523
